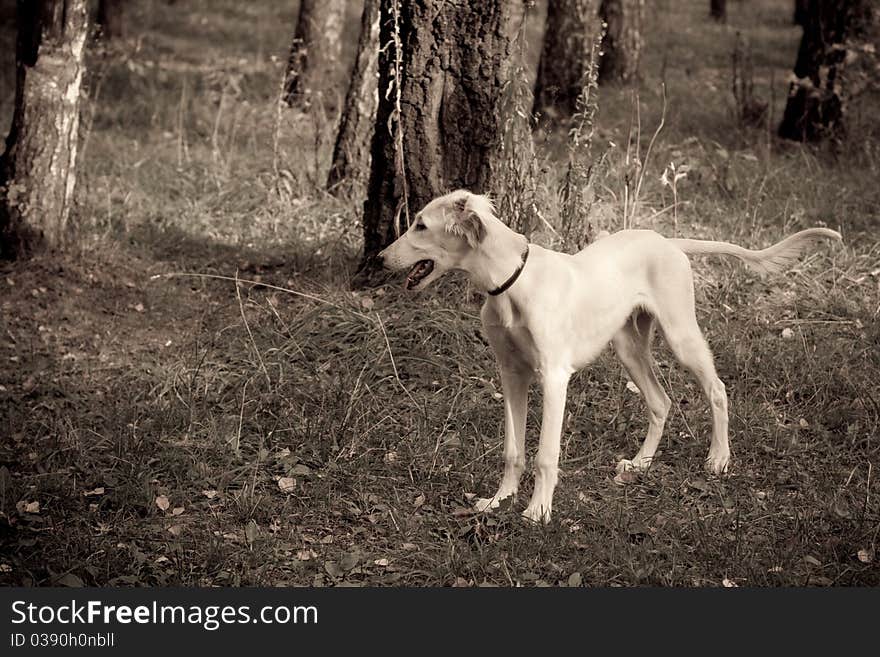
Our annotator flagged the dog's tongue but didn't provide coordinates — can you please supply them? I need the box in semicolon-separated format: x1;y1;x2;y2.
406;260;434;289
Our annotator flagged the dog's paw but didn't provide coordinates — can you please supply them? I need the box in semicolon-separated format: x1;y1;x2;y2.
614;457;652;485
705;450;730;476
615;456;651;473
473;496;501;513
521;504;551;525
615;458;636;474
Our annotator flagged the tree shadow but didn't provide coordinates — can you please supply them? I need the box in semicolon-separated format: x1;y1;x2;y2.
127;222;361;290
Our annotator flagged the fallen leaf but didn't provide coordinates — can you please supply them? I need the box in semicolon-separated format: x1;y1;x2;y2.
625;380;640;394
781;327;794;339
155;495;170;512
171;506;185;516
857;549;873;564
688;478;710;493
202;489;218;499
23;501;40;514
277;477;296;493
360;297;374;310
374;558;389;567
722;578;738;588
413;494;425;508
134;303;145;313
340;552;359;571
56;573;84;587
324;561;343;578
803;555;822;567
245;520;259;545
568;572;582;587
167;525;183;537
83;487;105;497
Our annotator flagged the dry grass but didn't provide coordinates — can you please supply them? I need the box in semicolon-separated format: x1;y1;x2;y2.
0;0;878;587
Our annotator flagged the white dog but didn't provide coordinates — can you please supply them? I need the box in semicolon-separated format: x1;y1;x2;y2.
380;190;841;523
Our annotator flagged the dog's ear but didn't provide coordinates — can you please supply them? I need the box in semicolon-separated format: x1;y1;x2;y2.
446;195;485;248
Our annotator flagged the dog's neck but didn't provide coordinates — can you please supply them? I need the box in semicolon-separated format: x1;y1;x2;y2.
463;217;530;295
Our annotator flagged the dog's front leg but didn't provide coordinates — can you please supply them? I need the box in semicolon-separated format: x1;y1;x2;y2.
474;365;531;513
522;369;570;524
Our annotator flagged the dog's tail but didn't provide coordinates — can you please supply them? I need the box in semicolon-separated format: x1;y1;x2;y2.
669;228;842;276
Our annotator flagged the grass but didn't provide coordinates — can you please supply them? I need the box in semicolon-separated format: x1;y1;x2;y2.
0;0;878;587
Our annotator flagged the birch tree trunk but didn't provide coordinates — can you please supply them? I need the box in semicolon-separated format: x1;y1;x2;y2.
327;0;380;195
0;0;89;259
778;0;873;141
533;0;598;118
283;0;345;108
598;0;643;84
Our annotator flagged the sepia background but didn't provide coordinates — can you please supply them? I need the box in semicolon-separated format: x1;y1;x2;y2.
0;0;878;586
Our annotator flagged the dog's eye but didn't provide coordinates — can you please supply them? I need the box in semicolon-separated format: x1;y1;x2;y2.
414;222;427;231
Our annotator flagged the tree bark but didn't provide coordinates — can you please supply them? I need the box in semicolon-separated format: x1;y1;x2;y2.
793;0;809;26
283;0;345;108
97;0;124;40
598;0;643;84
533;0;599;119
357;0;517;282
778;0;872;141
710;0;727;22
327;0;380;195
0;0;89;259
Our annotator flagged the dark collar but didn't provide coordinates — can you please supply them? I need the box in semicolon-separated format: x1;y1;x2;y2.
487;244;530;296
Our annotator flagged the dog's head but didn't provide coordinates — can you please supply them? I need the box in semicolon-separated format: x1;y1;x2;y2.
379;190;491;291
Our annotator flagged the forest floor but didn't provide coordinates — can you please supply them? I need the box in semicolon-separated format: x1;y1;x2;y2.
1;0;879;586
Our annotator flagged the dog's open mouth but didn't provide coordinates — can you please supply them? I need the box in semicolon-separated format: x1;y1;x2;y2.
405;260;434;289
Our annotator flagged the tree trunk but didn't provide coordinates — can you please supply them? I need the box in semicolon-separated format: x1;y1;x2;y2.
357;0;517;282
778;0;872;141
793;0;809;26
327;0;380;195
598;0;643;84
533;0;598;119
97;0;124;40
283;0;345;108
710;0;727;22
0;0;89;260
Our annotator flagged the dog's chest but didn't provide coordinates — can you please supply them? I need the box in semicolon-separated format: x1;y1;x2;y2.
492;325;540;370
482;298;542;370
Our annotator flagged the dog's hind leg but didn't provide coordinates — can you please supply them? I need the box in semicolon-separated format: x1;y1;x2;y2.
612;312;672;477
474;364;531;512
653;306;730;475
